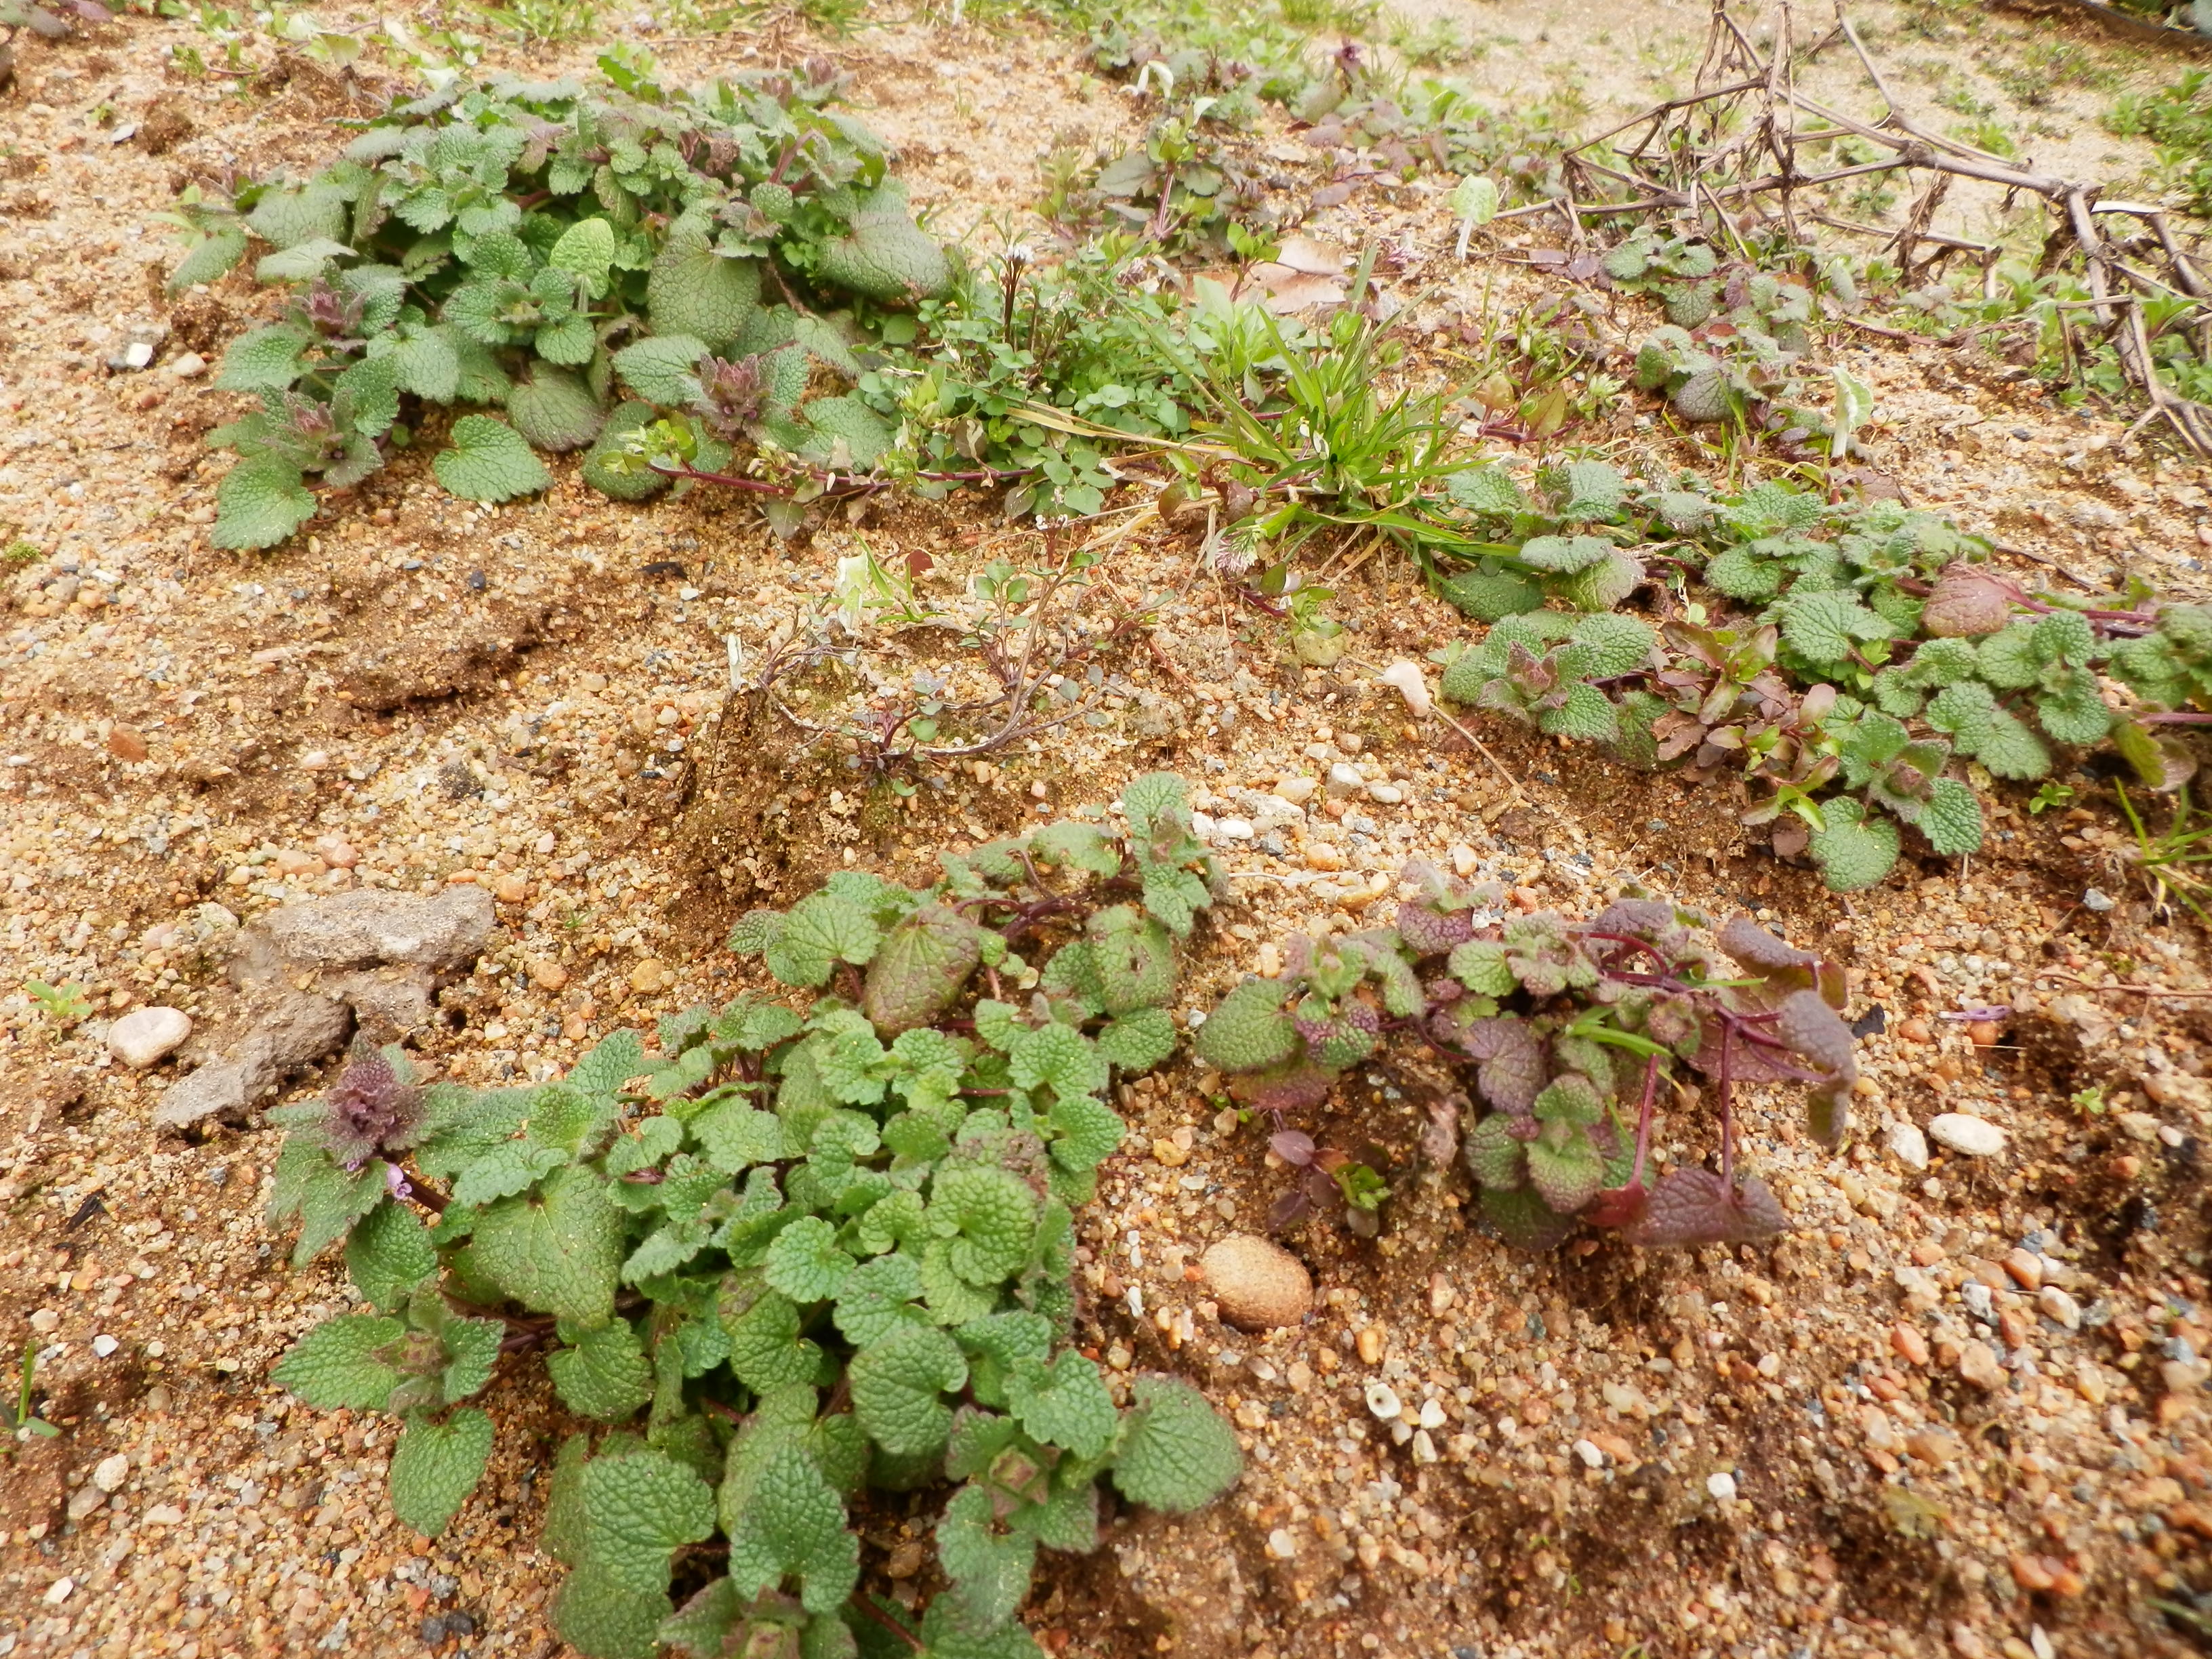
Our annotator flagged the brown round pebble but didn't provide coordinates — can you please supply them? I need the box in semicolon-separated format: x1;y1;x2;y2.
1200;1235;1313;1332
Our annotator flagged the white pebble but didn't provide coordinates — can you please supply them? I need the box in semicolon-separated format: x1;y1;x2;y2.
1885;1121;1929;1172
1573;1438;1605;1469
1216;817;1256;841
1417;1398;1448;1430
1377;660;1433;718
93;1453;129;1493
107;1006;191;1069
1366;783;1404;805
1929;1113;2008;1158
1365;1380;1403;1421
125;340;155;369
91;1334;119;1358
1265;1527;1298;1559
169;351;207;378
2038;1286;2082;1331
1410;1429;1439;1464
1706;1471;1738;1502
45;1578;75;1605
2083;888;2115;912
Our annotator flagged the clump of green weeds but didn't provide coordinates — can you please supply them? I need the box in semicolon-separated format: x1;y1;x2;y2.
266;775;1242;1659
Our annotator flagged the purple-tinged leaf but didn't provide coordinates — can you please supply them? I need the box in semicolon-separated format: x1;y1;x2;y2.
1585;1179;1647;1231
1269;1130;1317;1167
1621;1169;1788;1247
1228;1059;1336;1117
1395;899;1477;957
1267;1187;1312;1232
1919;561;2013;638
1468;1019;1546;1113
1478;1185;1580;1251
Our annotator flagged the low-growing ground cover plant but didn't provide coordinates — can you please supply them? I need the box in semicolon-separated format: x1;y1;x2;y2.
1429;462;2211;891
176;52;950;547
266;774;1242;1659
1198;873;1859;1250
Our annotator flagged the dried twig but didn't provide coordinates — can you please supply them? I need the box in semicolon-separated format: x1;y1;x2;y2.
1556;0;2212;454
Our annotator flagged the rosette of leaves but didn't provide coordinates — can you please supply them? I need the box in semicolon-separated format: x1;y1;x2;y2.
1199;888;1860;1252
175;60;950;547
1433;459;1649;618
1438;611;1659;745
266;775;1240;1659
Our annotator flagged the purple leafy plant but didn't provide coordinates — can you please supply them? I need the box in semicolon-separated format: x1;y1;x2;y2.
1200;865;1861;1250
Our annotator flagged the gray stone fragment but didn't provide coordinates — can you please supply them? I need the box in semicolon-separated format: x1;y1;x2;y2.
153;993;350;1131
247;888;495;974
321;966;438;1045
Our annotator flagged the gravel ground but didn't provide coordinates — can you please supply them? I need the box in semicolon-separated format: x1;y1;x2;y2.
3;7;2212;1659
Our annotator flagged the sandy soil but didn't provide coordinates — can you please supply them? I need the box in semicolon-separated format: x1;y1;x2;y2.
3;5;2212;1659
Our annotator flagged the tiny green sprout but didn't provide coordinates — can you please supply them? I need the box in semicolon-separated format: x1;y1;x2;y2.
3;538;42;565
1450;174;1500;259
14;1340;58;1439
1335;1164;1389;1212
25;980;93;1029
2070;1084;2107;1115
2028;781;2076;815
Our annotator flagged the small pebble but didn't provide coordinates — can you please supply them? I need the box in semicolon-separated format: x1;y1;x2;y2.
93;1453;129;1492
2039;1286;2081;1330
91;1334;119;1358
1272;775;1315;804
1365;1380;1403;1420
628;959;673;994
2002;1248;2044;1291
1265;1528;1298;1559
1706;1471;1738;1501
1417;1399;1447;1430
1886;1121;1929;1172
169;351;207;377
2082;888;2115;912
108;1006;192;1069
1215;816;1255;841
1892;1323;1931;1366
45;1578;75;1605
1929;1113;2007;1158
1573;1438;1605;1469
1959;1339;2005;1390
1355;1324;1385;1365
1200;1235;1312;1330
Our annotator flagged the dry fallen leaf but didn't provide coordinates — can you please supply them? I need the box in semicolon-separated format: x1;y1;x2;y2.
1275;234;1347;276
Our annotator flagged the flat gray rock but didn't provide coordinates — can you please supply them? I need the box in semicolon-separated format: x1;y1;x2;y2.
247;887;495;974
153;993;350;1131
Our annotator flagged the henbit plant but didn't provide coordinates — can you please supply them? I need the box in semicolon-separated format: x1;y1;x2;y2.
266;775;1241;1659
173;54;951;548
1429;463;2210;892
1197;872;1859;1250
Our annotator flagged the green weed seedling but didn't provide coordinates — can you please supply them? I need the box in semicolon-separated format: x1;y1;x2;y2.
268;775;1242;1659
12;1340;60;1441
25;979;94;1029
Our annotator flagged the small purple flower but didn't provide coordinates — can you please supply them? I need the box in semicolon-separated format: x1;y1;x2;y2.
321;1040;426;1170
